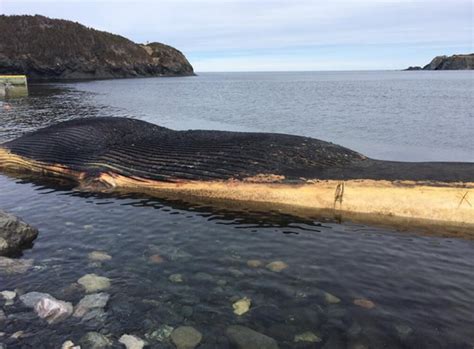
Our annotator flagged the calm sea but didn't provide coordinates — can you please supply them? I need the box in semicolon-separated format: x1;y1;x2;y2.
0;71;473;348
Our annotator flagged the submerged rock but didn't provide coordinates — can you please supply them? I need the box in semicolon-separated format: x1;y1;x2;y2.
324;292;341;304
10;330;24;339
88;251;112;262
266;261;288;272
119;334;146;349
20;291;54;308
169;273;184;283
0;256;33;274
194;272;214;282
228;268;244;277
247;259;263;268
34;297;73;324
294;331;322;343
148;254;165;264
225;325;278;349
73;292;110;318
151;245;192;261
78;274;111;293
0;210;38;255
353;298;375;309
0;290;16;305
20;291;73;323
232;297;251;316
60;282;85;301
170;326;202;349
61;340;80;349
395;323;414;340
145;324;174;342
79;331;112;349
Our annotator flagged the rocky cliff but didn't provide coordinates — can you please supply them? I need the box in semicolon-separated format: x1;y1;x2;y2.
0;15;194;80
405;54;474;71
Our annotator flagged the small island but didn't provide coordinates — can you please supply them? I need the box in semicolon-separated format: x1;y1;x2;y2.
405;53;474;70
0;15;194;80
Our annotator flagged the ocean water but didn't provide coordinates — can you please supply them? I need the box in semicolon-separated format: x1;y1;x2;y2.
0;71;473;348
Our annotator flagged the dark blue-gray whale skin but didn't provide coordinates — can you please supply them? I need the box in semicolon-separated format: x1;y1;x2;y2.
1;117;473;184
1;117;473;235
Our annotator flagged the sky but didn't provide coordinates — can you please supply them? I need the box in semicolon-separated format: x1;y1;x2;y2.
1;0;473;72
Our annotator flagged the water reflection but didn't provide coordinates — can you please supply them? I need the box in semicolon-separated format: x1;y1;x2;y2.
0;84;128;142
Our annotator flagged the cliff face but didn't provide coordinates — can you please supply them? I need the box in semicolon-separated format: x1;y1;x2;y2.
141;43;194;76
422;54;473;70
0;15;194;80
405;54;474;71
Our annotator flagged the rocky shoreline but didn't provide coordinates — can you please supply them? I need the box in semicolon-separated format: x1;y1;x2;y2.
405;53;473;71
0;247;383;349
0;15;194;81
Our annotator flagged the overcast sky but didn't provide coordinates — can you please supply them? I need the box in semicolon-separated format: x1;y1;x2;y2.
2;0;473;72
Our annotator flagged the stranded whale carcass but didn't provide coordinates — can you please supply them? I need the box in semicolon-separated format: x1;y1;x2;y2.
0;117;473;231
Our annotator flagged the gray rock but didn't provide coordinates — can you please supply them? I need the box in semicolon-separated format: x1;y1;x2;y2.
79;331;112;349
88;251;112;262
81;307;107;324
119;334;146;349
228;268;244;277
60;282;85;301
0;256;33;274
61;340;80;349
0;290;16;305
0;309;5;322
194;272;214;282
77;274;111;293
324;292;341;304
19;292;73;323
73;292;110;318
265;261;288;272
0;210;38;255
34;297;73;324
169;273;184;283
145;324;174;342
170;326;202;349
181;305;193;318
226;325;279;349
394;323;413;340
20;292;54;308
294;331;322;343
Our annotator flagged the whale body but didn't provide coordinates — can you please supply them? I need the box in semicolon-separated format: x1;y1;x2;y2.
0;117;473;233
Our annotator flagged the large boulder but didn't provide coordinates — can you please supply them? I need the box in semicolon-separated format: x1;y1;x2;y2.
0;210;38;256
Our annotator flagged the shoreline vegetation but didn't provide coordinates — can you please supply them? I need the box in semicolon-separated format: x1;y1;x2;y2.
0;15;194;81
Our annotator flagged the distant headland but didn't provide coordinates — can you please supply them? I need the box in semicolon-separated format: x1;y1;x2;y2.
0;15;194;80
405;53;474;71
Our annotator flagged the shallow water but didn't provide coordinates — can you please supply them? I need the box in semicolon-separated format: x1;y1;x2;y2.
1;72;474;348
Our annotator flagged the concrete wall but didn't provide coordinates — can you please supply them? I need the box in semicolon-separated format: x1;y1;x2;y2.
0;75;28;98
